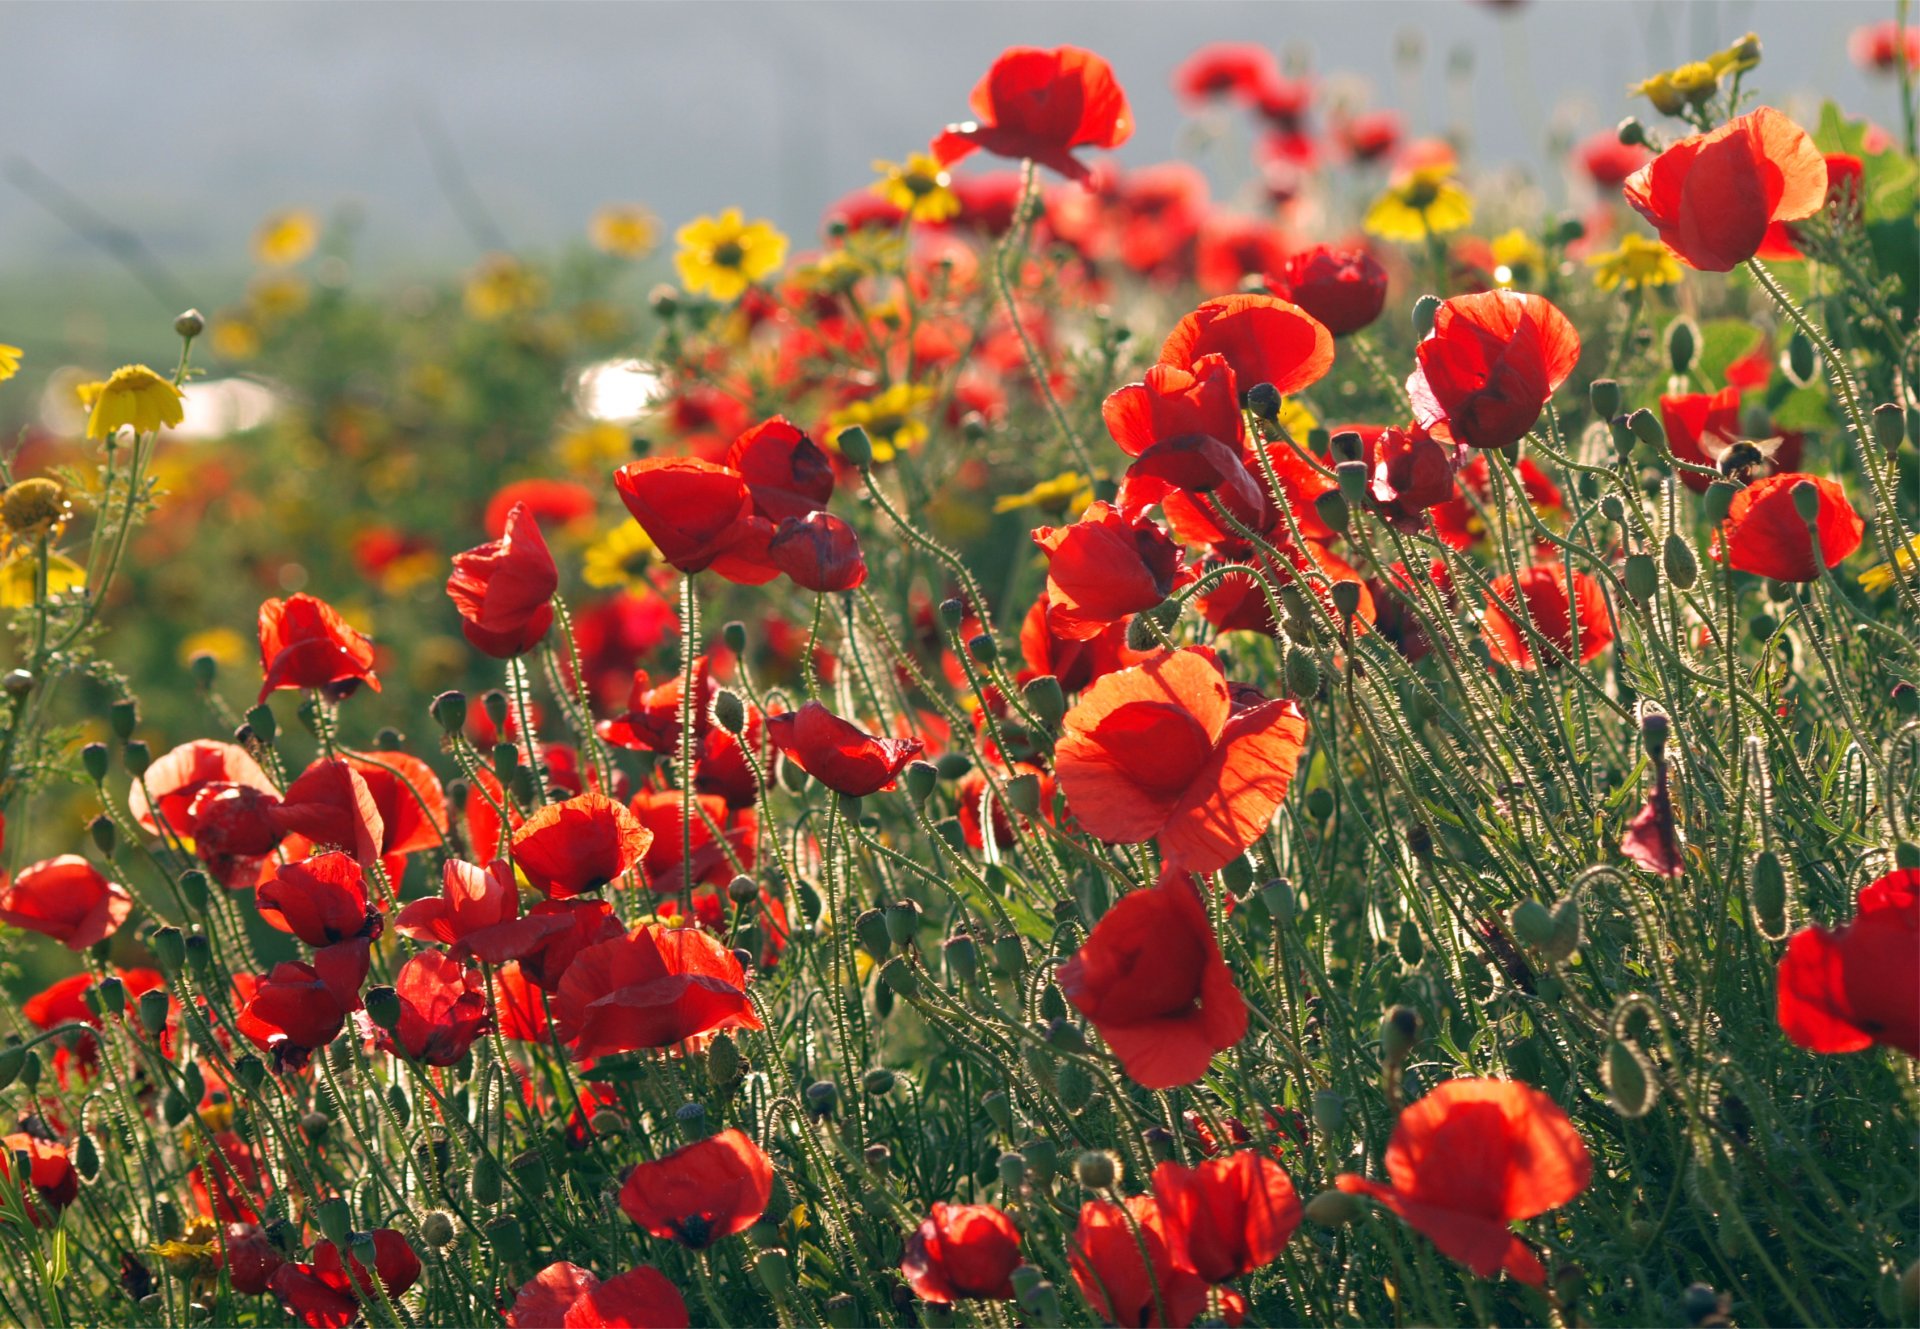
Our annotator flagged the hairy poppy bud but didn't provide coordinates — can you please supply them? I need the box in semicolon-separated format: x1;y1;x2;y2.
421;1210;456;1248
364;985;402;1032
1626;409;1666;451
1786;330;1817;386
470;1152;503;1206
943;933;978;984
1512;899;1556;950
1073;1150;1117;1190
880;956;919;998
430;690;467;735
885;899;922;947
855;909;892;960
89;814;116;856
1623;552;1658;605
1022;674;1066;732
1411;293;1441;338
711;688;747;736
1305;1189;1364;1227
1790;478;1822;524
704;1031;742;1087
1666;318;1698;376
1306;787;1335;822
1702;480;1737;525
754;1248;792;1298
1312;1090;1346;1135
314;1198;352;1248
123;740;151;777
1046;1018;1089;1055
836;425;874;468
996;1151;1027;1190
1870;402;1905;452
137;988;170;1036
484;1214;526;1265
1548;897;1581;959
990;932;1025;979
805;1079;839;1116
1605;1039;1656;1117
1663;533;1698;590
1750;849;1788;936
0;1044;24;1092
1244;382;1282;421
151;925;186;975
1314;489;1350;536
721;619;748;655
1004;772;1043;818
982;1089;1014;1133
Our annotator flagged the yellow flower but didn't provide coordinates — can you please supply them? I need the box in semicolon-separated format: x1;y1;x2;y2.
558;421;634;474
590;204;660;259
1363;166;1472;242
253;209;320;266
210;316;261;361
0;549;85;609
827;382;937;463
179;626;247;669
1711;32;1762;76
2;478;72;539
87;364;184;440
1277;397;1318;440
583;523;657;592
994;471;1095;516
465;253;548;320
1860;533;1920;596
0;344;21;382
871;154;960;224
674;209;788;302
1490;229;1546;288
247;273;310;322
1587;233;1683;292
149;1218;221;1278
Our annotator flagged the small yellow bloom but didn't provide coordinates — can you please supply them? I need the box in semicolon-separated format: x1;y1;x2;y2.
253;209;320;267
994;471;1095;516
1860;534;1920;597
2;478;72;539
179;626;248;669
583;523;658;592
0;344;21;382
1277;397;1319;440
0;549;85;609
674;209;788;302
590;204;660;259
1364;166;1473;243
465;253;549;320
1710;32;1762;76
149;1217;221;1278
871;154;960;224
827;382;937;463
87;364;185;440
558;421;634;475
1490;229;1546;288
247;273;310;322
210;316;261;361
1587;233;1683;292
1629;72;1686;116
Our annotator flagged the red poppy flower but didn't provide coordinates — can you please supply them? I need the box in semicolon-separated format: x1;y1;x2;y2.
1851;19;1920;72
256;593;380;703
932;46;1133;184
956;762;1054;852
192;1129;268;1224
1033;502;1184;641
256;850;377;948
553;924;762;1059
237;960;356;1069
1482;565;1614;670
315;1228;422;1301
397;856;566;964
1102;354;1242;459
225;1222;286;1296
1152;1151;1301;1284
0;855;132;950
1367;424;1459;528
1716;473;1864;582
0;1134;77;1222
1159;294;1334;398
184;783;288;887
1336;1078;1592;1285
1173;43;1283;107
1409;291;1581;451
447;501;559;658
1338;109;1401;162
1777;869;1919;1057
1662;387;1782;493
1059;871;1248;1089
618;1128;772;1248
486;478;595;539
1053;648;1308;877
766;701;924;797
1576;130;1650;188
24;968;163;1083
506;1261;690;1329
1620;757;1683;878
631;791;754;896
273;754;446;869
511;792;653;898
613;458;772;581
129;739;276;834
902;1203;1021;1304
1758;154;1865;260
1017;590;1151;695
1623;106;1828;271
1266;245;1388;337
517;898;627;992
767;511;867;592
1120;434;1273;549
726;417;835;522
376;950;490;1065
1067;1195;1208;1328
1195;215;1294;294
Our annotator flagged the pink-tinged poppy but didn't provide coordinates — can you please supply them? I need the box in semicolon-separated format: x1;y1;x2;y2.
237;960;356;1070
1102;354;1243;459
1266;244;1388;337
1059;871;1248;1089
1623;107;1828;271
129;739;276;834
1482;565;1614;670
256;850;377;947
1173;43;1283;107
618;1128;773;1248
0;1134;77;1223
510;792;653;898
767;511;867;592
447;501;559;658
257;593;380;703
1152;1151;1301;1284
1017;590;1151;696
1159;294;1334;398
1409;291;1581;451
376;950;490;1066
1033;502;1184;641
613;458;775;583
0;856;132;950
1715;473;1864;582
1576;130;1650;188
1067;1195;1208;1328
1053;648;1308;876
932;46;1133;184
1335;1078;1592;1285
396;856;567;964
902;1203;1022;1304
506;1262;690;1329
1777;869;1919;1057
766;701;924;797
553;924;762;1059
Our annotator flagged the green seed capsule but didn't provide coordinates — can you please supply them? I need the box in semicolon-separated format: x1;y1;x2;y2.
1663;533;1698;590
1624;553;1657;605
1787;329;1817;384
1055;1061;1094;1111
470;1152;503;1206
1604;1040;1655;1118
1751;850;1787;936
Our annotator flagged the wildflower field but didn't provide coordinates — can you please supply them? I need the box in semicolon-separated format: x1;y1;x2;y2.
0;13;1917;1329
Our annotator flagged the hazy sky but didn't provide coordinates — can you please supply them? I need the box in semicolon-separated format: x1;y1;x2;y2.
0;1;1902;289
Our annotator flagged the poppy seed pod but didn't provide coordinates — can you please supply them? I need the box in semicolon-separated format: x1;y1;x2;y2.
1021;674;1066;732
421;1210;456;1248
1074;1150;1117;1190
903;760;938;805
137;988;170;1036
1666;318;1698;375
1335;458;1368;505
1244;382;1282;420
151;925;186;974
711;688;747;736
836;425;874;468
1589;378;1622;420
943;934;978;984
245;703;277;746
1314;489;1350;535
1627;409;1666;450
89;815;116;856
81;742;110;784
1703;481;1737;525
485;1214;526;1265
429;690;467;735
855;909;892;961
880;956;920;998
885;900;922;946
1663;533;1698;590
1870;402;1905;452
123;741;151;777
364;985;402;1032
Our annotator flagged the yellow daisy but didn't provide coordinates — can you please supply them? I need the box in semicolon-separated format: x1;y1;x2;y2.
674;209;788;302
590;204;660;259
0;344;21;382
1587;233;1682;292
870;154;961;224
464;253;548;321
827;382;937;463
0;549;85;610
253;209;320;267
247;273;310;322
583;523;658;592
210;316;262;361
557;421;634;475
86;364;185;440
1490;229;1546;288
1860;534;1920;597
1363;166;1473;243
178;626;248;669
994;471;1095;516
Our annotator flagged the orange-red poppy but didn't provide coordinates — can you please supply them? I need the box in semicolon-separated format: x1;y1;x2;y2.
553;924;762;1059
510;792;653;898
506;1262;689;1329
1067;1194;1208;1328
1777;869;1918;1057
1481;565;1614;670
618;1128;773;1248
1159;294;1334;398
1410;292;1581;451
256;593;380;703
932;46;1133;183
1623;106;1828;271
1152;1150;1301;1284
901;1203;1022;1304
0;855;132;950
1032;502;1185;641
446;500;558;658
1715;473;1864;582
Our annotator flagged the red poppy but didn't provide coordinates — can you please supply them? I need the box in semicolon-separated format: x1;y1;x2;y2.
1623;106;1828;271
726;417;835;522
1266;245;1388;337
1758;154;1865;260
224;1222;285;1296
447;501;559;658
256;850;377;950
1195;215;1294;294
1152;1151;1301;1284
192;1129;268;1224
767;511;867;592
1053;648;1308;877
0;855;132;950
1336;1078;1592;1285
1716;473;1864;582
506;1262;690;1329
766;701;924;797
1173;43;1283;107
517;898;627;992
486;478;595;539
1102;354;1242;459
956;762;1054;852
1660;387;1794;493
1620;757;1683;878
932;46;1133;184
1159;294;1334;398
1059;871;1248;1089
24;968;164;1083
397;856;568;964
613;458;772;581
902;1203;1021;1304
1777;869;1919;1057
272;754;449;870
553;924;762;1059
1017;590;1150;695
256;593;380;703
1409;292;1581;451
1576;130;1650;188
1337;109;1401;162
1033;502;1184;641
130;739;276;833
374;950;489;1065
1851;19;1920;72
316;1228;422;1301
1067;1195;1208;1328
1366;424;1459;528
511;792;653;898
618;1128;773;1248
0;1134;77;1222
1482;565;1614;670
1120;434;1273;549
631;790;754;896
184;783;288;887
269;1262;357;1329
237;960;357;1069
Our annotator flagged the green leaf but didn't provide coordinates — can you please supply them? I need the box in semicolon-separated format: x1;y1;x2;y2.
1769;385;1837;433
1696;318;1767;389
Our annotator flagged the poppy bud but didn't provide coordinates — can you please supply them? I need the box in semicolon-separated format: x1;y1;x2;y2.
999;772;1041;819
421;1210;456;1248
1663;533;1698;590
805;1079;839;1117
778;756;809;793
990;932;1025;978
1701;480;1737;525
174;308;205;339
1312;1090;1346;1135
982;1089;1014;1133
1785;330;1817;386
1871;403;1905;452
72;1130;99;1182
295;697;322;736
1898;840;1920;870
137;987;169;1036
836;425;874;468
966;632;998;665
754;1248;792;1298
1790;478;1822;525
244;703;278;746
470;1152;503;1206
364;985;402;1032
825;1294;861;1329
1329;578;1363;622
1622;552;1657;605
484;1214;526;1265
1314;489;1350;536
1411;293;1441;338
151;925;186;974
89;814;116;856
1142;1124;1175;1163
901;760;938;807
1397;918;1423;965
885;900;922;946
188;653;218;688
1549;898;1581;959
1512;899;1556;950
1046;1018;1089;1055
880;956;920;998
179;870;210;913
314;1198;352;1248
942;933;978;985
1666;318;1698;376
80;741;111;784
711;688;747;736
855;908;892;960
106;696;139;740
1073;1150;1117;1190
304;1109;333;1140
234;1055;265;1090
1626;409;1666;451
162;1086;191;1126
0;1044;23;1092
1334;458;1369;506
1021;674;1066;732
387;1082;411;1129
123;740;150;777
1244;382;1282;421
997;1151;1027;1190
1750;849;1788;937
429;690;467;736
1605;1039;1656;1117
1306;787;1335;823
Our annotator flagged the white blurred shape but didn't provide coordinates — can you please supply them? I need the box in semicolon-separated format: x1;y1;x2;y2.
574;358;659;423
171;378;281;439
